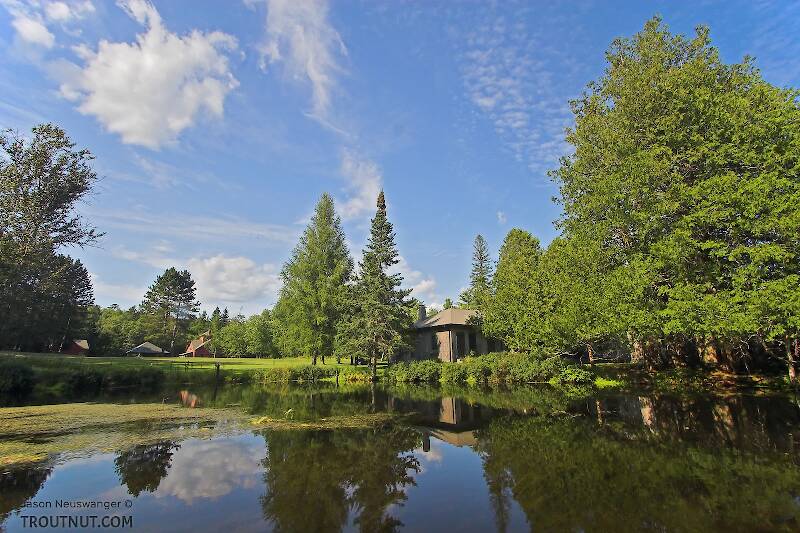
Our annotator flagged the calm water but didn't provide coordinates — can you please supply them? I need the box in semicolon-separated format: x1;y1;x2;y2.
3;383;800;532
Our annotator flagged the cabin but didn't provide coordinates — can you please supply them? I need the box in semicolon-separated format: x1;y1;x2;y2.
124;342;169;356
407;305;503;362
181;331;212;357
62;339;89;355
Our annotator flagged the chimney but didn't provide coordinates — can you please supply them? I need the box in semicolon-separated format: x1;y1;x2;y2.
418;304;426;321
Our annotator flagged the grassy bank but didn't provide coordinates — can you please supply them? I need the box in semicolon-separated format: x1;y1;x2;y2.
0;352;374;403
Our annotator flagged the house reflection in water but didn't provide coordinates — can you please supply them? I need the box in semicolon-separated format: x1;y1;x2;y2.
179;390;200;408
391;396;487;450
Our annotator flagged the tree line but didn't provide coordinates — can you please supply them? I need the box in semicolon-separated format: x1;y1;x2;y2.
474;18;800;380
3;18;798;382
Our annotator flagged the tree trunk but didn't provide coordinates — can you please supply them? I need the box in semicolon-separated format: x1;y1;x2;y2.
321;353;326;365
371;354;377;381
788;336;797;384
587;343;595;366
629;332;643;365
169;321;178;355
312;354;317;365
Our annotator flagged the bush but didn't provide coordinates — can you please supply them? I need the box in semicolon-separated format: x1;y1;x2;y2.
337;366;372;382
254;365;340;383
0;359;35;397
387;360;441;383
392;352;597;388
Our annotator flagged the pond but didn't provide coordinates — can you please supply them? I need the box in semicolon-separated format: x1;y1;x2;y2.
2;383;800;532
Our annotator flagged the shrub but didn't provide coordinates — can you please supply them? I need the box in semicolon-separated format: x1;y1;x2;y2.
550;365;595;385
337;366;372;382
0;359;35;397
388;360;441;383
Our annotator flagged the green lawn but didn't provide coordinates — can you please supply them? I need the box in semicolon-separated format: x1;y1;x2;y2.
0;351;364;376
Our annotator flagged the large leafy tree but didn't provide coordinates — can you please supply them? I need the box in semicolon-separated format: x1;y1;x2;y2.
141;267;200;354
551;18;800;374
273;193;353;364
0;124;99;351
338;192;411;379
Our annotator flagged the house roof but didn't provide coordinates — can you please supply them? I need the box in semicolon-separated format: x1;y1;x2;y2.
72;339;89;350
126;341;167;354
413;308;478;329
185;337;211;352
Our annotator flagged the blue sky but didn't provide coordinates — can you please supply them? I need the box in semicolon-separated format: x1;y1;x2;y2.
1;0;798;315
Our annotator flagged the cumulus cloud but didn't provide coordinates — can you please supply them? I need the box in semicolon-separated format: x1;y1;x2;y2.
391;255;441;309
89;272;146;304
58;0;238;148
338;150;383;220
11;14;54;47
2;0;95;47
159;437;266;504
187;255;281;304
257;0;345;120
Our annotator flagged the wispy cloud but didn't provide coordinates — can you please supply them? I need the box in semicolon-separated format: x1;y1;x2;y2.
255;0;346;122
338;149;383;220
496;210;507;224
458;10;573;180
90;207;298;247
57;0;239;148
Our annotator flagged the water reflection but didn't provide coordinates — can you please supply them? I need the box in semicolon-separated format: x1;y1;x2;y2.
2;386;800;532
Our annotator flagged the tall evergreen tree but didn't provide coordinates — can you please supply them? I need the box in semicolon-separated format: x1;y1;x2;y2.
483;229;542;352
338;192;411;379
141;267;199;354
274;193;353;364
459;235;493;311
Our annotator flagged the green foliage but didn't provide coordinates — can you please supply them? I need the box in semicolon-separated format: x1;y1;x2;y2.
252;365;366;383
336;191;412;378
459;234;493;311
273;194;353;364
0;360;35;397
386;360;442;383
483;229;542;351
141;267;199;354
389;353;594;386
0;124;99;352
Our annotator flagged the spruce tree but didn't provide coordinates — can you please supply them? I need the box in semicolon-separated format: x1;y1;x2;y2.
275;193;353;364
459;234;493;313
339;191;411;379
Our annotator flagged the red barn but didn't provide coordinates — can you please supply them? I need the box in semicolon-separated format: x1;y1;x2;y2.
62;339;90;355
182;332;213;357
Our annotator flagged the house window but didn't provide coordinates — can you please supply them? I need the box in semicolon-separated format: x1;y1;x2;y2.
430;333;438;355
468;332;477;354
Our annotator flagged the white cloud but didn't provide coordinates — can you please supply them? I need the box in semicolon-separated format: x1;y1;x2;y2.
496;210;507;224
58;0;239;148
44;0;93;22
392;255;441;309
338;150;383;220
159;437;265;504
89;272;146;305
2;1;95;47
90;208;297;247
187;255;281;304
11;13;55;47
459;13;572;178
257;0;345;120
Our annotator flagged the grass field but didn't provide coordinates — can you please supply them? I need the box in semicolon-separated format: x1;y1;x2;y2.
0;351;376;377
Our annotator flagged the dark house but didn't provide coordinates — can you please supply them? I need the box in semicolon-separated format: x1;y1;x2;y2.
407;305;503;362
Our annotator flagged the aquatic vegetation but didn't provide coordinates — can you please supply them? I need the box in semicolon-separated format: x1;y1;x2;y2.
0;403;245;466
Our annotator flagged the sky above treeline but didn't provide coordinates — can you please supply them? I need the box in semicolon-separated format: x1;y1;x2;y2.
1;0;798;315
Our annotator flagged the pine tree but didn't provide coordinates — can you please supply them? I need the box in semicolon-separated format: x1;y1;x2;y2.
274;193;353;364
338;191;411;379
459;234;493;313
141;267;199;354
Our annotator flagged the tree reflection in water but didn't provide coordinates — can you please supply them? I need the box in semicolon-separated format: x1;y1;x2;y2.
114;441;180;497
0;463;52;522
476;393;800;532
260;427;421;533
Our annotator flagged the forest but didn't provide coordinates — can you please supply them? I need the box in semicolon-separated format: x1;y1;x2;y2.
1;19;798;381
